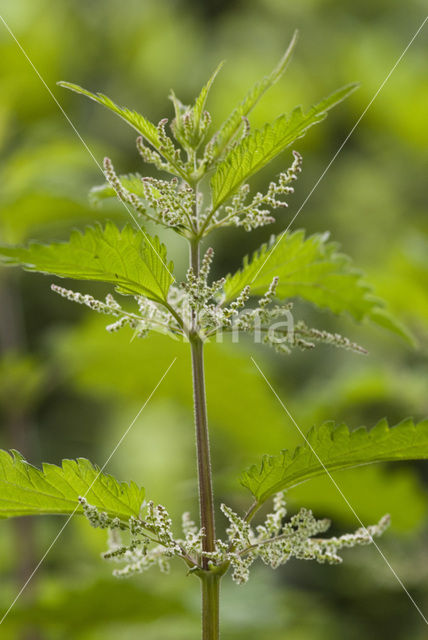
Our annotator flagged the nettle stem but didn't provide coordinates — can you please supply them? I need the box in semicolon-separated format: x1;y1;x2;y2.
201;572;221;639
189;237;220;639
191;335;216;559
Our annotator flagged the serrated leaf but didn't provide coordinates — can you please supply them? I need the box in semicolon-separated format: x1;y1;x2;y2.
0;450;145;521
169;63;223;151
241;418;428;506
0;222;174;304
59;82;160;147
211;84;358;209
224;230;405;333
211;32;298;161
192;62;223;141
58;82;186;178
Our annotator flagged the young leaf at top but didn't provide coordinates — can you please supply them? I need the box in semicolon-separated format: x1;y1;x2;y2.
211;83;358;210
0;222;174;304
241;418;428;508
59;82;160;146
224;230;410;339
0;450;145;521
193;63;223;123
58;82;186;180
190;62;224;148
169;62;224;156
209;31;298;163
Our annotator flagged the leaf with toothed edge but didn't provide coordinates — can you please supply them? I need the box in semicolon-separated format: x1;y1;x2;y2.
0;222;174;304
211;84;358;209
210;32;299;162
0;450;145;522
224;230;412;340
190;62;224;147
58;82;186;178
58;82;161;147
240;418;428;507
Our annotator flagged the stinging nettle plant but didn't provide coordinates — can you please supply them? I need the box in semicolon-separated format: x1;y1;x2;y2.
0;33;427;639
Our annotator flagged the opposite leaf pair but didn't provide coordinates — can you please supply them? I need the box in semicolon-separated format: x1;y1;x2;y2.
1;417;427;583
0;35;424;627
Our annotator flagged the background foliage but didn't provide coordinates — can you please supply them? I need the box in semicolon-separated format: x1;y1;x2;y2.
0;1;427;638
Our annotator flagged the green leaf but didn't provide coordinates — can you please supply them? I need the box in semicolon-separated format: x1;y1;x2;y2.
0;222;174;304
169;63;223;151
211;83;358;210
58;82;161;148
192;62;224;140
241;418;428;507
0;450;145;521
89;174;146;206
58;82;186;178
210;32;298;162
224;230;404;332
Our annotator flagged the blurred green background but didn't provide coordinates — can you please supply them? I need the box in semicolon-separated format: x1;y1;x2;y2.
0;1;427;638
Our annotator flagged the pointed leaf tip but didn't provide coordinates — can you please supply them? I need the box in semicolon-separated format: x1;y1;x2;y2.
241;418;428;506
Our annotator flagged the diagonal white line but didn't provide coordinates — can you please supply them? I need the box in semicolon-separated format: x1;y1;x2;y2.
0;357;177;626
250;15;428;284
250;356;428;626
0;13;175;283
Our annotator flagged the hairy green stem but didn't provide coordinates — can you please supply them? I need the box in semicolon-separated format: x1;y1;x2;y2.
191;336;216;561
190;236;200;274
189;237;219;638
200;573;221;640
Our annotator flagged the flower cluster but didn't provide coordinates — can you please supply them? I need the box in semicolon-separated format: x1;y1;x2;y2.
103;158;149;218
51;276;366;356
156;118;184;166
221;494;390;584
139;176;195;229
217;280;366;355
51;284;181;339
133;93;214;180
169;91;213;154
291;321;368;354
180;248;226;326
136;136;171;173
96;113;302;239
51;285;122;317
136;116;190;178
103;157;197;232
178;248;286;339
79;494;389;585
103;502;187;578
206;151;302;233
81;498;203;578
222;277;294;353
